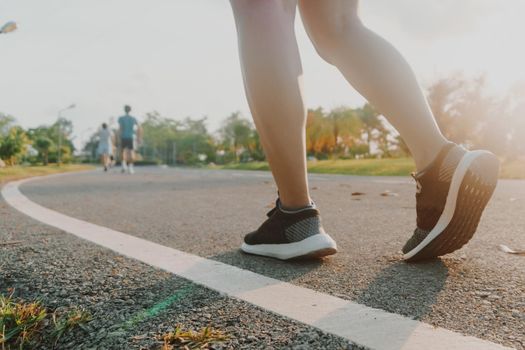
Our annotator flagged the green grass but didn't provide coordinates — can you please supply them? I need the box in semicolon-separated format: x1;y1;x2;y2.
51;307;92;346
0;292;91;349
0;164;94;184
214;157;525;179
0;293;47;349
307;158;416;176
499;159;525;179
216;158;416;176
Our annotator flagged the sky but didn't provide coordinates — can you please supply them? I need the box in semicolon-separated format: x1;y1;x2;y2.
1;0;525;148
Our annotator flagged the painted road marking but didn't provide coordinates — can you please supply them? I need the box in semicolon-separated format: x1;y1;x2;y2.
2;174;511;350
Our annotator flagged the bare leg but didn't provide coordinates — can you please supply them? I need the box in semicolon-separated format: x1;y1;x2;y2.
126;149;134;165
230;0;310;208
120;149;127;172
127;149;135;173
299;0;448;170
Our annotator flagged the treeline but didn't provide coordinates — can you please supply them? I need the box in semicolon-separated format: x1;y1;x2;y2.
2;75;524;167
83;111;264;165
131;104;401;165
83;105;395;166
428;76;525;159
0;115;74;166
126;75;525;165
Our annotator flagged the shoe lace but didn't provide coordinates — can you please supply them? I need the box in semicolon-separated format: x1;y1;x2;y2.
411;172;422;194
266;198;280;217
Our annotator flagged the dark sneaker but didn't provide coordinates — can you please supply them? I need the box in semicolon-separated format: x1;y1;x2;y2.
241;200;337;260
403;142;499;262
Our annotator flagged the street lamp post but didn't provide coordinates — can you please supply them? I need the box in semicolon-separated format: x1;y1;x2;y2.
57;104;76;165
0;21;17;34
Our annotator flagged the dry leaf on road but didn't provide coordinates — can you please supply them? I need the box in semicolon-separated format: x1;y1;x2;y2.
499;244;525;255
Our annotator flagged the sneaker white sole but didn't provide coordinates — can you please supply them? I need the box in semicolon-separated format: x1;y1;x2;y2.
241;233;338;260
403;150;499;261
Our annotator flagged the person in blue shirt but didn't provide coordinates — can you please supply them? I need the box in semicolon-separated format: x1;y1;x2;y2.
118;105;142;174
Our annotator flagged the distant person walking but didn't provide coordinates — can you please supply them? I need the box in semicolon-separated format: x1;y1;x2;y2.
97;123;113;172
118;105;142;174
229;1;499;262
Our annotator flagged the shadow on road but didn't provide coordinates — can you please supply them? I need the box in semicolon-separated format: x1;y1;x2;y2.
304;259;450;350
210;249;449;323
356;259;448;320
209;249;326;283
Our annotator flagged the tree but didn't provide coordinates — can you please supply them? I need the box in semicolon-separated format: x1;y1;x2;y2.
306;108;335;157
427;75;509;156
34;137;53;165
306;106;379;159
0;113;15;134
355;103;385;155
327;107;364;156
139;112;215;165
220;112;254;162
0;126;29;165
27;120;75;164
246;129;265;161
176;117;215;164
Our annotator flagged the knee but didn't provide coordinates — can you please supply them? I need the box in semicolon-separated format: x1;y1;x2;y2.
307;15;364;65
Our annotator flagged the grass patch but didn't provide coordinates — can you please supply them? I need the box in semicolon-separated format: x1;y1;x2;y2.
214;157;525;178
0;293;47;349
51;307;92;346
499;159;525;179
0;164;94;184
161;325;228;350
307;158;415;176
215;158;416;176
0;291;91;349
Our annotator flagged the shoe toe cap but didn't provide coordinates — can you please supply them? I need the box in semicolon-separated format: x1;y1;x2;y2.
243;231;259;245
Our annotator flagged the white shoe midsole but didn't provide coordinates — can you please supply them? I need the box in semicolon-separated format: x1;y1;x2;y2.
241;233;337;260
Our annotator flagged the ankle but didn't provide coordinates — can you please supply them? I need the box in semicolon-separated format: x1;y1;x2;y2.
413;138;450;172
279;197;312;211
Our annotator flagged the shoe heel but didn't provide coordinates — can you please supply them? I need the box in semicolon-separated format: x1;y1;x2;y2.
439;151;499;253
467;151;500;189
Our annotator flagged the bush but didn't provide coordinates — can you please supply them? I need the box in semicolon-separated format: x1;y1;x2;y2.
0;126;29;165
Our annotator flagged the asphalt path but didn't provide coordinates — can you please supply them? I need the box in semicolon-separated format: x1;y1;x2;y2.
16;167;525;349
0;178;356;349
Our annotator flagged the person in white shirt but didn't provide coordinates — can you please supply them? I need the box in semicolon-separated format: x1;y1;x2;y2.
97;123;113;172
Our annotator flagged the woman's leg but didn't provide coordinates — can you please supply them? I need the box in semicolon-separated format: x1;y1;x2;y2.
297;0;500;262
230;0;309;208
298;0;448;170
230;0;337;260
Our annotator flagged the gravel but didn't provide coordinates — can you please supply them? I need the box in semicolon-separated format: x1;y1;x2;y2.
0;199;363;350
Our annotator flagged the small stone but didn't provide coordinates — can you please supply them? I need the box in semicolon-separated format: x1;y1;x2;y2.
475;291;491;298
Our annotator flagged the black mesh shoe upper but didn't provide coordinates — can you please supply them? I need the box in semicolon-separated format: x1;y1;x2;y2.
244;202;323;245
402;142;467;253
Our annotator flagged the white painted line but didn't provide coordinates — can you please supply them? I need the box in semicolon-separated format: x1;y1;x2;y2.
2;175;511;350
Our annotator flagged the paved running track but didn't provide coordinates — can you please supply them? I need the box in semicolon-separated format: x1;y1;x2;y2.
2;167;524;349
